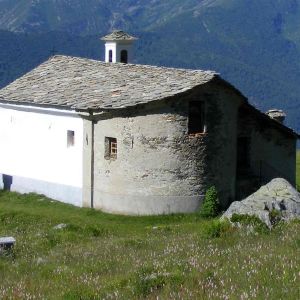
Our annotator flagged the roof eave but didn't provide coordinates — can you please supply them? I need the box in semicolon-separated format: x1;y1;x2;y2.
101;37;138;41
243;102;299;139
0;99;75;112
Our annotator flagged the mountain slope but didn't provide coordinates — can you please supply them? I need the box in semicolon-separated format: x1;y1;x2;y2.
0;0;204;35
0;0;299;132
0;30;103;89
136;0;300;131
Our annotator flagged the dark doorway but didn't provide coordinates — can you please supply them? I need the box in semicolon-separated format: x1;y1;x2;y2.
3;174;13;191
237;137;250;168
120;50;128;63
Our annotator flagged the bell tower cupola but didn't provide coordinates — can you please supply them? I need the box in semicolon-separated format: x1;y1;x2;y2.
101;30;137;64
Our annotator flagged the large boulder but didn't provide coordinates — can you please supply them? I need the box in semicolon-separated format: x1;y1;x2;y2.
222;178;300;228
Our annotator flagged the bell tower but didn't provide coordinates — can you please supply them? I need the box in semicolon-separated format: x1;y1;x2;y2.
101;30;137;64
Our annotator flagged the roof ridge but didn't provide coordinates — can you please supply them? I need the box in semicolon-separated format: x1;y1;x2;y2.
0;55;217;112
101;30;137;41
49;55;217;75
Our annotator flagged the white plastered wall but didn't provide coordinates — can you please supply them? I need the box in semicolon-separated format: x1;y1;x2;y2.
0;105;84;206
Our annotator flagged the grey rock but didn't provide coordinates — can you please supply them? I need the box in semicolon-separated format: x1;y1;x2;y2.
36;257;47;265
0;236;16;251
53;223;67;230
0;237;16;244
222;178;300;228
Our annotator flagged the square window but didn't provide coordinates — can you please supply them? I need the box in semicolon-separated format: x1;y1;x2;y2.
105;137;117;159
188;101;206;134
67;130;75;147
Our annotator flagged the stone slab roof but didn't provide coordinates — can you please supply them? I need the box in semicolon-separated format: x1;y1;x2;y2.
0;55;216;111
101;30;137;41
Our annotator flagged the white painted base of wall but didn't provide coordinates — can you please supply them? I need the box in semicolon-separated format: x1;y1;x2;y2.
94;193;203;215
0;174;82;207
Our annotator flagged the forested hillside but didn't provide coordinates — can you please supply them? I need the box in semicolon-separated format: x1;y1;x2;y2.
0;0;299;132
0;30;103;89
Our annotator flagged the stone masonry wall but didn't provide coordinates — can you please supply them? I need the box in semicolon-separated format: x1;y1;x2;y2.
87;81;242;215
238;106;297;186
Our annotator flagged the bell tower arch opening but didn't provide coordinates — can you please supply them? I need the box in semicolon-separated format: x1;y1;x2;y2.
101;30;137;64
120;50;128;63
108;50;113;63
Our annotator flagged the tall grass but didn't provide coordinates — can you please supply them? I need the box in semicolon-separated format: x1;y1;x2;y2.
0;191;300;299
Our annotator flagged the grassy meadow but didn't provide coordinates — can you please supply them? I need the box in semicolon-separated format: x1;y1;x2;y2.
0;154;299;299
0;189;300;299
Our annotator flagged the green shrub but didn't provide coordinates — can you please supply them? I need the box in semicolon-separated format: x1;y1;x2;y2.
123;238;145;249
199;186;220;218
230;214;269;234
84;225;109;237
61;223;109;237
134;267;167;296
269;209;282;227
203;219;232;238
133;267;183;297
230;213;262;225
63;289;99;299
295;239;300;249
45;232;61;247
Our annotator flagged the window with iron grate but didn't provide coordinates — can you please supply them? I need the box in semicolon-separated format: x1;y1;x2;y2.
105;137;117;159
